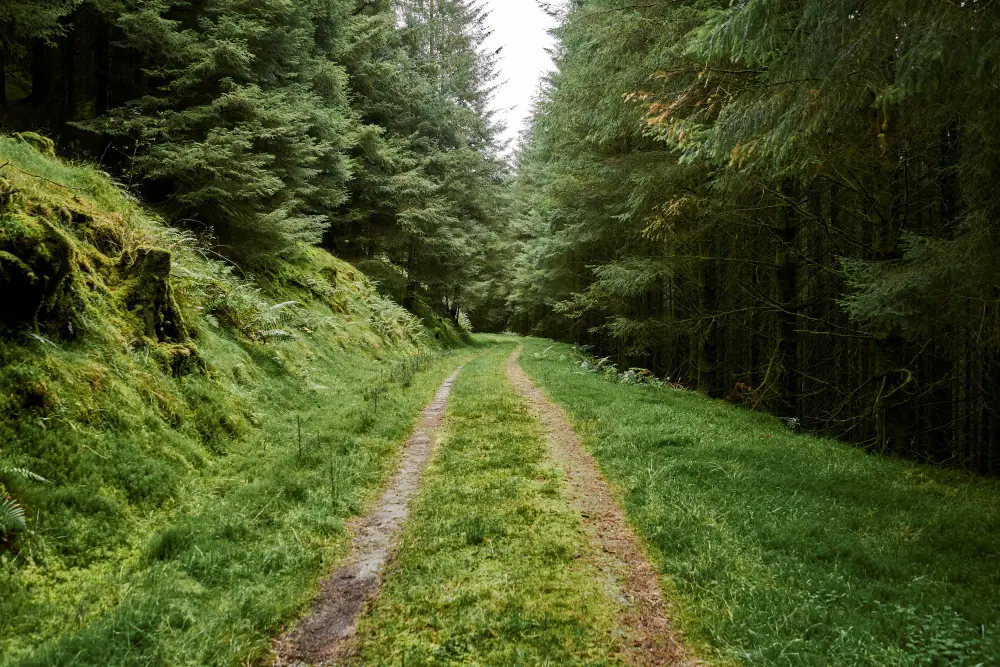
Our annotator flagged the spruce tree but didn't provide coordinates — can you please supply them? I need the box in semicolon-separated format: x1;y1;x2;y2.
503;0;1000;472
84;0;358;254
327;0;507;319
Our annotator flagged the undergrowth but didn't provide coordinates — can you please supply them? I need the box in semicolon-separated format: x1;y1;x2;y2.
0;135;475;665
519;338;1000;666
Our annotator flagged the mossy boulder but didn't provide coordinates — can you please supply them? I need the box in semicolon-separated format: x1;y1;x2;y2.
0;214;83;336
121;247;188;343
13;132;56;158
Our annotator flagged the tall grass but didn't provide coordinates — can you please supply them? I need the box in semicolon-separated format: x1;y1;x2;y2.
519;337;1000;666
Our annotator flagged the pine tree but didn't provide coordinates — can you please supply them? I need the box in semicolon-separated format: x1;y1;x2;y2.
78;0;358;254
503;0;1000;472
326;0;507;320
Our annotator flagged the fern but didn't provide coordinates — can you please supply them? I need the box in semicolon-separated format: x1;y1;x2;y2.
369;296;424;343
254;301;300;342
0;467;49;539
204;282;305;342
0;497;27;536
3;467;49;484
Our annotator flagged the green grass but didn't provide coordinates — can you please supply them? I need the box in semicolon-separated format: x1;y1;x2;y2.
1;347;478;666
0;135;479;665
355;341;624;665
518;337;1000;667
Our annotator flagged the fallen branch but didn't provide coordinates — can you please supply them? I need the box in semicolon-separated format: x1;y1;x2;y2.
0;162;83;193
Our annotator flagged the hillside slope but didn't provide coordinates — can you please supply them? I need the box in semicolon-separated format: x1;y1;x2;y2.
0;134;473;665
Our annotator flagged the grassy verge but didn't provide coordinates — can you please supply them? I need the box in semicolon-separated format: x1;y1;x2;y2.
0;135;479;665
518;337;1000;667
2;347;479;666
355;341;623;665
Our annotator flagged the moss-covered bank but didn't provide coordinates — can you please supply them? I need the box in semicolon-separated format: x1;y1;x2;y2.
0;135;474;665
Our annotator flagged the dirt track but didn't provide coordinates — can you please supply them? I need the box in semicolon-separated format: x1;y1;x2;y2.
507;347;694;666
273;367;463;666
274;347;693;665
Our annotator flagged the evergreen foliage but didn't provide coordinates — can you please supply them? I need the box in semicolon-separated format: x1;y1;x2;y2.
91;0;358;251
0;0;505;320
503;0;1000;473
326;0;508;318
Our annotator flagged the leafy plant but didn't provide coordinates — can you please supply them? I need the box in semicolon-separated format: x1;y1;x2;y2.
369;295;425;343
2;467;48;484
0;466;49;540
0;496;27;537
574;351;684;391
203;281;302;342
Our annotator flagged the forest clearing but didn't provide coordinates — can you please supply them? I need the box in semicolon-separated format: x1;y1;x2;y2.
2;0;1000;664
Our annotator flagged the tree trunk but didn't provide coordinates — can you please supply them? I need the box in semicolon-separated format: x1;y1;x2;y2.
940;121;959;230
871;116;908;452
697;240;718;395
0;49;6;108
403;239;417;310
95;19;110;116
748;257;760;391
62;29;77;123
31;39;55;107
776;181;799;418
986;349;1000;475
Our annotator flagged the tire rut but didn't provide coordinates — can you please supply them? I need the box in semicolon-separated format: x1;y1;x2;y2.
506;346;696;666
273;366;464;666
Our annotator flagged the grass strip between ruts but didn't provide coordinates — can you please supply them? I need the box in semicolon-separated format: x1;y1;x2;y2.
356;341;624;665
518;337;1000;667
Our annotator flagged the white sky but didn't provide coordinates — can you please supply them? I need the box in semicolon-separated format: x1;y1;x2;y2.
482;0;558;151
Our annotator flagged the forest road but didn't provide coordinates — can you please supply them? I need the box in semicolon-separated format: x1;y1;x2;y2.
272;366;464;667
273;346;694;665
506;346;696;667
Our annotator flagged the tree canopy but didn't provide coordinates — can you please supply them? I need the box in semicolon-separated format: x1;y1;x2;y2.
1;0;506;317
6;0;1000;473
498;0;1000;474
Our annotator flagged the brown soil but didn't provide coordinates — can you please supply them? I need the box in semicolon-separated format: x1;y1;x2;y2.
506;347;696;667
272;367;463;666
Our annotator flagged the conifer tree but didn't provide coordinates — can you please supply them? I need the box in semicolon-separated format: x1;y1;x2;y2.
81;0;357;253
504;0;1000;473
327;0;506;319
